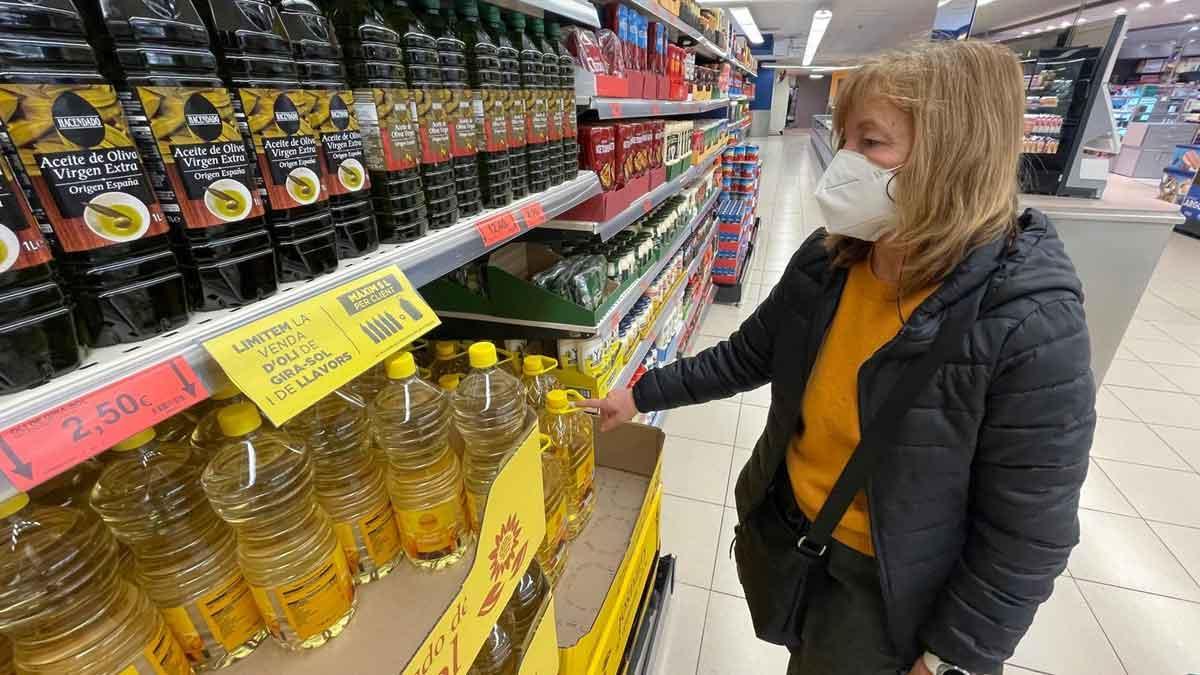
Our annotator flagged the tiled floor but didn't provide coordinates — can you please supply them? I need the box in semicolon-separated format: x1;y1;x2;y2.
650;133;1200;675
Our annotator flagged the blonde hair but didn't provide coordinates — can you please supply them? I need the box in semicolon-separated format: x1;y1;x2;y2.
828;40;1024;296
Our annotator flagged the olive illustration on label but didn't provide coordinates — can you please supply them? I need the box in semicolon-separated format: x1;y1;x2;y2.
0;224;18;273
83;192;151;242
337;158;365;192
285;167;320;205
203;178;253;222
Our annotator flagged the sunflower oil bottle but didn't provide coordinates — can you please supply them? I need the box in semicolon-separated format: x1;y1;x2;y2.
0;493;191;674
374;352;470;569
283;389;402;584
429;339;467;382
190;382;250;454
521;355;561;410
0;635;11;675
452;341;529;530
27;457;101;508
467;623;516;675
542;389;595;538
90;428;266;670
535;434;568;586
499;562;547;666
202;403;356;650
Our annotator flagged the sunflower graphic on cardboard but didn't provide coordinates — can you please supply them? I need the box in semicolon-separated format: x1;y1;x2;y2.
0;84;166;252
236;88;327;210
479;513;530;617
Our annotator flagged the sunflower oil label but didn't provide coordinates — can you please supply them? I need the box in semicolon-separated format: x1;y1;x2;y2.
525;89;548;145
545;89;562;143
447;88;478;160
249;547;355;641
332;500;403;573
413;88;451;167
0;84;167;252
396;497;467;557
305;89;370;198
117;620;191;674
354;88;419;173
543;496;567;550
161;572;264;661
574;451;595;496
476;89;508;153
0;154;50;273
123;86;263;231
507;91;527;150
233;87;326;211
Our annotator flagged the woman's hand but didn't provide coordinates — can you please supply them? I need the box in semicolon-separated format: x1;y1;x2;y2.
908;657;933;675
580;388;639;432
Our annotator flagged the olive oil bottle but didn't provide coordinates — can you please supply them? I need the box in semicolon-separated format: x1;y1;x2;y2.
80;0;281;313
507;11;549;194
483;4;527;200
277;0;380;260
194;0;340;281
457;0;511;210
326;0;429;243
529;18;563;187
0;0;190;347
547;21;578;181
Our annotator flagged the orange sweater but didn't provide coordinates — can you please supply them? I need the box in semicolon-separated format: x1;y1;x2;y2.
786;259;936;556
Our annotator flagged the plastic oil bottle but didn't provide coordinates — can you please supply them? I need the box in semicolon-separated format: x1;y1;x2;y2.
457;0;511;210
374;351;471;569
0;493;191;675
542;389;595;538
0;635;11;675
327;0;429;243
79;0;279;313
536;434;568;586
27;457;102;509
483;4;527;200
282;389;402;584
190;382;250;454
521;355;561;410
378;0;459;230
429;339;467;382
547;21;578;181
202;403;356;650
499;562;547;665
90;428;267;670
452;341;530;530
0;2;190;348
529;18;563;188
277;0;380;260
194;0;340;282
507;11;549;194
0;152;82;394
467;623;516;675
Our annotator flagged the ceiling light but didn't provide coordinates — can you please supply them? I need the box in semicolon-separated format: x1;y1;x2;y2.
977;0;996;4
1191;24;1200;30
937;0;952;6
1167;0;1182;4
728;7;764;45
1136;1;1151;9
1020;30;1031;35
802;9;833;66
1045;24;1057;31
1114;6;1128;13
1059;20;1071;27
1187;12;1197;19
809;73;825;79
1076;17;1088;24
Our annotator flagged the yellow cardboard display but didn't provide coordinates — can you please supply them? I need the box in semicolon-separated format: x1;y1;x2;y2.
518;590;561;675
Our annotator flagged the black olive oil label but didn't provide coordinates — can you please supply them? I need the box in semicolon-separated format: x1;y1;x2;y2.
234;87;326;211
563;89;577;137
0;154;50;273
476;89;508;153
0;84;167;252
447;88;478;159
507;94;527;150
124;86;264;230
413;88;451;166
305;89;370;197
546;89;562;143
354;88;419;174
526;89;548;145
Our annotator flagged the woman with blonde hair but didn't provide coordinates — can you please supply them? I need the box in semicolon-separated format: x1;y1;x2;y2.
584;40;1094;675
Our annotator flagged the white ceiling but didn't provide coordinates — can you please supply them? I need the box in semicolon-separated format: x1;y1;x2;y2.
974;0;1199;41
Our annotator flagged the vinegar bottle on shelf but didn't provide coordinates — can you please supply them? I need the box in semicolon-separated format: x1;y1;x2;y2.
521;355;561;409
499;562;548;666
282;389;403;584
535;434;569;586
189;382;250;454
541;389;595;539
483;3;528;200
90;428;267;670
202;403;357;650
452;341;530;530
0;493;192;675
467;623;517;675
374;351;470;569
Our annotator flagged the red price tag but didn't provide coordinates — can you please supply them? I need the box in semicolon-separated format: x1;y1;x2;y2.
0;357;208;491
609;102;623;117
650;102;662;115
476;212;521;247
641;198;654;214
519;202;547;228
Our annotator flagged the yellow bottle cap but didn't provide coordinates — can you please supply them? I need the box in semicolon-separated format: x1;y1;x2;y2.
0;492;29;519
522;355;559;376
438;374;461;391
434;341;457;358
468;341;498;369
546;389;568;411
211;382;241;401
112;427;156;451
387;352;417;380
218;402;262;437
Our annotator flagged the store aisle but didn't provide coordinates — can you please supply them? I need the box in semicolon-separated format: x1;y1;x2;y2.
653;132;1200;675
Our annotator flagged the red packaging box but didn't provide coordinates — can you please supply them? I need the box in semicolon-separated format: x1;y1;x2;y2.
652;120;665;168
615;123;635;186
579;125;617;191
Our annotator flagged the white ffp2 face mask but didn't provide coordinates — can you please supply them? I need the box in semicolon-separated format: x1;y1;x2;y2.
814;150;901;242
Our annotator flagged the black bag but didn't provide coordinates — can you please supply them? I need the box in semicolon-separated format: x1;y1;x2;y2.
732;302;978;647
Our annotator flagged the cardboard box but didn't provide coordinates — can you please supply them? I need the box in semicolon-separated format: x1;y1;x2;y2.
556;423;665;675
557;173;650;222
518;589;561;675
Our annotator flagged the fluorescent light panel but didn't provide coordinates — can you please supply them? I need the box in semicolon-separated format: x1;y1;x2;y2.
728;7;763;45
803;9;833;66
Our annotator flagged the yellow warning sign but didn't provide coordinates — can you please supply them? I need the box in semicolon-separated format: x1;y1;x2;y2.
203;265;439;426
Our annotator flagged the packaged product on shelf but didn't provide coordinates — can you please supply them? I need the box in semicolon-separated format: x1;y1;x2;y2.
579;125;616;190
0;635;9;675
0;1;189;348
615;123;636;187
530;18;564;188
328;0;429;243
196;0;340;282
278;0;380;260
373;352;471;570
501;562;549;664
468;622;517;675
458;0;512;210
27;458;102;509
91;428;267;670
430;339;468;381
0;493;191;674
597;29;625;77
511;11;550;194
483;3;528;200
189;382;250;454
438;373;462;392
531;253;607;310
556;339;580;371
536;434;569;585
0;151;82;394
547;22;579;181
541;389;595;539
521;355;562;409
282;389;402;584
564;27;606;74
652;120;666;168
202;403;357;651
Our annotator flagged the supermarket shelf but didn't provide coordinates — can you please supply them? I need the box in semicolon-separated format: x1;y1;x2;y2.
546;148;721;240
585;97;731;119
622;0;725;60
646;280;715;429
0;172;601;452
730;59;756;77
440;186;720;336
518;0;599;26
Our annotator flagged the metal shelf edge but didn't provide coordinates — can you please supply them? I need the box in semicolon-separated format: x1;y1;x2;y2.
587;97;731;120
523;0;600;26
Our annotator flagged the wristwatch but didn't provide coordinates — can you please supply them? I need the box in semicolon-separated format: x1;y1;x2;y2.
922;651;972;675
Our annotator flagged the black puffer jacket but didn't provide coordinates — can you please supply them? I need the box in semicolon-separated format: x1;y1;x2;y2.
633;210;1096;674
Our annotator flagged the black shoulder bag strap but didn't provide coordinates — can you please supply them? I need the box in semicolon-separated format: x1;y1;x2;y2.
798;299;980;558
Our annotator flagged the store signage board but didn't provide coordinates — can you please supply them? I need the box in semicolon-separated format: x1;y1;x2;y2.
0;357;208;491
203;265;439;427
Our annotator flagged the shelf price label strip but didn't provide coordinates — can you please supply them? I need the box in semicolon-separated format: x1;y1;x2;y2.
0;357;209;492
203;265;439;427
476;198;547;247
